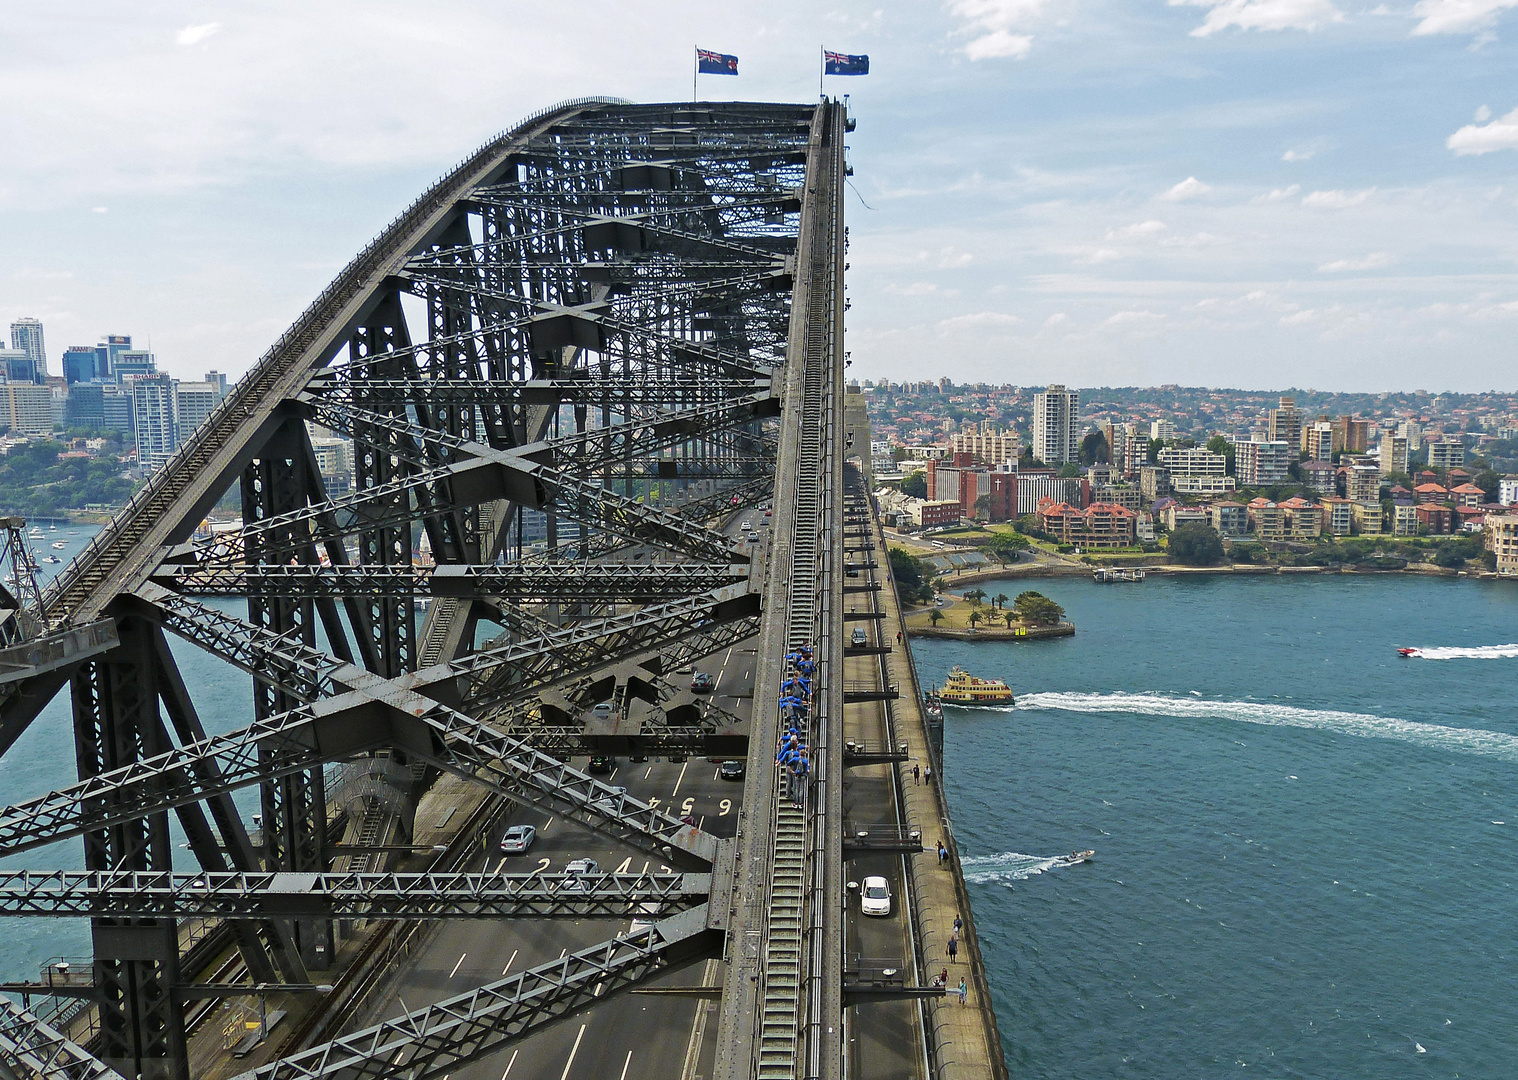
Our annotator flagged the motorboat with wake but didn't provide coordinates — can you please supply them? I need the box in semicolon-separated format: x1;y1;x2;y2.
1396;647;1419;658
1053;850;1095;866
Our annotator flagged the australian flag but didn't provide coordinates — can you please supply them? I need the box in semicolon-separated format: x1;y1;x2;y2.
697;48;739;75
824;51;869;76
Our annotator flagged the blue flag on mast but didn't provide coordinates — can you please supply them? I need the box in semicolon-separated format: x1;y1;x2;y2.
824;51;869;75
697;48;739;75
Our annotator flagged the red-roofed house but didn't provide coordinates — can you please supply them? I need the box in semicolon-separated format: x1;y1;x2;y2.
1450;483;1485;509
1416;504;1456;535
1414;483;1448;504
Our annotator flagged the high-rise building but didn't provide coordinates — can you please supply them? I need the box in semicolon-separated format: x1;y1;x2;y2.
1156;446;1235;494
1148;419;1177;444
1236;436;1292;487
1428;436;1464;472
63;346;99;384
65;384;106;429
0;349;32;384
132;373;176;468
1032;384;1079;466
1378;435;1409;477
1267;396;1301;452
173;380;223;437
1303;421;1334;462
114;350;157;383
1332;416;1371;454
8;318;46;381
102;385;134;433
204;370;229;396
1;384;54;434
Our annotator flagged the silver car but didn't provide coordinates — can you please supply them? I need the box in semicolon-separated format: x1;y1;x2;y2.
499;824;536;855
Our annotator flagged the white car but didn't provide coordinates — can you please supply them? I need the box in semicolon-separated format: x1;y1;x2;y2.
498;824;536;854
860;875;892;917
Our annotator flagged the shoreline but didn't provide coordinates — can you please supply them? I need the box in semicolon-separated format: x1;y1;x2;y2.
902;621;1075;642
919;560;1510;588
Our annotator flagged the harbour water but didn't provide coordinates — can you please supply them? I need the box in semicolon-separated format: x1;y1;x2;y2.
916;573;1518;1079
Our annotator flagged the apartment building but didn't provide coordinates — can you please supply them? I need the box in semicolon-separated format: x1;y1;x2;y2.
1487;513;1518;575
1428;436;1465;471
1343;463;1381;504
1352;501;1385;535
1320;496;1354;537
1211;501;1248;538
1139;465;1170;500
1247;498;1286;540
1280;497;1322;540
1;384;53;435
1032;385;1079;465
1302;421;1334;462
1378;435;1409;477
1332;416;1371;454
1267;397;1301;451
1156;446;1235;495
1038;500;1137;549
1390;502;1420;536
1236;437;1292;487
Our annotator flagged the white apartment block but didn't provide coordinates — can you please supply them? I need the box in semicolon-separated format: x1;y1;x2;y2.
1344;463;1381;504
1149;419;1177;443
173;381;223;436
1032;385;1079;465
2;384;53;435
1302;422;1334;462
950;427;1020;465
1235;437;1291;487
1156;446;1235;494
1500;476;1518;506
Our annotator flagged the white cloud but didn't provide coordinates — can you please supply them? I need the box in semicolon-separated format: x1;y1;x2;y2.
1411;0;1518;35
935;246;975;268
1318;252;1394;271
1105;220;1168;240
1104;310;1166;324
1170;0;1345;37
1254;184;1301;202
1282;148;1314;162
175;22;222;46
1448;107;1518;155
1302;187;1374;208
91;206;108;214
948;0;1048;60
937;311;1024;330
1160;176;1211;201
1476;104;1492;121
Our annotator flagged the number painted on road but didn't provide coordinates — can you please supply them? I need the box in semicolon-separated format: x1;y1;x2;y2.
614;856;632;874
681;797;695;815
648;796;661;809
719;799;733;816
532;857;550;875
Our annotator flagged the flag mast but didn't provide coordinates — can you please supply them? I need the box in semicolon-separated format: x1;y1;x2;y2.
693;45;698;102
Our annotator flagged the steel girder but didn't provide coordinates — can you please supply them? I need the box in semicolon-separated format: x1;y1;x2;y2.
233;906;718;1080
0;99;822;1080
0;870;707;921
0;997;126;1080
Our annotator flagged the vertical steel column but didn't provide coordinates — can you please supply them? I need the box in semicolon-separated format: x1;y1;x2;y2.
349;293;417;679
71;615;188;1080
242;419;332;969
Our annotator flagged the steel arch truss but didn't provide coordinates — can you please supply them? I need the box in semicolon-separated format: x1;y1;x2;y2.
0;101;821;1080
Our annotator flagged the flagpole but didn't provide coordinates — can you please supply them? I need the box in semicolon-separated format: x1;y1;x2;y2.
693;45;697;102
820;46;824;98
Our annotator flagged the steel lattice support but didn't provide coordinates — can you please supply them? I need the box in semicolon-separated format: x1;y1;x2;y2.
0;997;126;1080
0;99;834;1079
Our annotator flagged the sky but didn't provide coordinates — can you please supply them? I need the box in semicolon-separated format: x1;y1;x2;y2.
3;3;1518;392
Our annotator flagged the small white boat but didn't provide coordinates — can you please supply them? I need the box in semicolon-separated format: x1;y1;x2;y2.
1054;850;1095;866
51;541;67;550
44;555;61;564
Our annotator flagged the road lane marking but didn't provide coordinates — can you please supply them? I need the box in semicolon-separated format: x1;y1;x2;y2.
559;947;567;959
643;766;652;780
493;857;507;873
502;948;518;975
542;818;553;832
671;759;690;797
500;1049;519;1078
449;953;467;978
618;1050;633;1080
559;1023;588;1080
610;768;618;781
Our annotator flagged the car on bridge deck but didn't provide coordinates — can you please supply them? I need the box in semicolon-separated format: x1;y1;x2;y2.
499;824;537;855
719;760;746;781
691;671;715;692
860;875;892;917
560;858;603;892
588;755;615;774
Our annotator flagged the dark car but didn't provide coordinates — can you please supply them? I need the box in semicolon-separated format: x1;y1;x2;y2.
587;755;614;774
691;671;715;693
719;760;746;781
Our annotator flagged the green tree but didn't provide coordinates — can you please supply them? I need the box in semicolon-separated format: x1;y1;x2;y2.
927;608;945;627
1474;469;1502;503
887;547;935;604
974;494;991;520
994;592;1009;610
968;609;983;631
1168;522;1226;566
1012;590;1065;625
1080;430;1110;466
1206;435;1237;476
1148;437;1163;464
965;588;986;605
899;471;928;499
1058;462;1081;478
1002;610;1016;629
986;532;1029;564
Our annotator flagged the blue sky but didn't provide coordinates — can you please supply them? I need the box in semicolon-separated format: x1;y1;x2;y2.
2;1;1517;391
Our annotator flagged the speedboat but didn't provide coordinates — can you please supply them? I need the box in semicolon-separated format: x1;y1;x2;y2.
43;555;61;564
1056;850;1095;866
1396;647;1418;657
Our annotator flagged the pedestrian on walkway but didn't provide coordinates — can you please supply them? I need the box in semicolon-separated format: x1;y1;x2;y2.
937;840;948;866
947;935;958;962
924;765;933;785
896;630;903;643
912;763;920;785
953;915;963;936
957;977;967;1005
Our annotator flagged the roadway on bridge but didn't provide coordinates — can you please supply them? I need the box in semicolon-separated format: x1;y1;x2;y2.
352;507;769;1080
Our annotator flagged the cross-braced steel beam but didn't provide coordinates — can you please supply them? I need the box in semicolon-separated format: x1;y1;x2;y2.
0;996;126;1080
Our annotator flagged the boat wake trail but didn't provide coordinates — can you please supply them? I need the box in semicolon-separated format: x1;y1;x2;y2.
962;852;1075;885
1016;692;1518;764
1401;644;1518;661
941;702;1016;714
